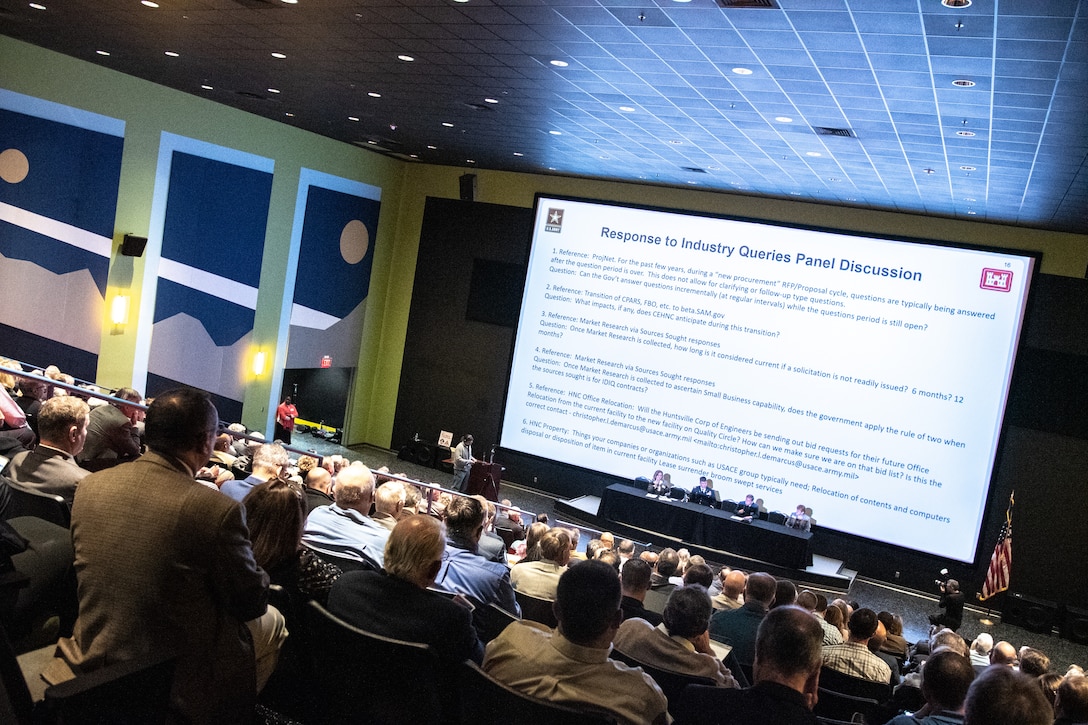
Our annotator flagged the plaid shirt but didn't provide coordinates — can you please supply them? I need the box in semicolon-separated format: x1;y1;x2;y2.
822;641;892;684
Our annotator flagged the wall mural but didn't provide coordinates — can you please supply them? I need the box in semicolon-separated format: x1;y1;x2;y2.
143;138;273;421
0;89;123;380
285;171;380;370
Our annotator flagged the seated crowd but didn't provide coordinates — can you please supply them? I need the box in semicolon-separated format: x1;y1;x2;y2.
1;364;1086;724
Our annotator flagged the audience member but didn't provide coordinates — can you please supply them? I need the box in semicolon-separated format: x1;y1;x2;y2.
483;560;668;725
879;610;909;659
222;443;289;502
302;464;388;568
712;569;746;611
1017;646;1050;677
772;579;798;609
371;480;406;530
597;548;621;571
1055;674;1088;725
302;467;334;515
209;433;237;467
435;495;520;616
795;590;817;613
76;387;143;470
617;538;636;569
683;563;715;589
620;559;663;627
6;396;89;503
244;479;340;606
614;584;736;686
822;608;892;684
400;484;422;518
476;496;509;564
510;528;570;600
963;665;1051;725
1037;672;1062;713
674;605;824;725
494;501;526;541
328;515;483;664
990;640;1018;667
43;387;282;722
599;531;614;550
886;649;974;725
709;571;777;668
815;594;844;645
825;602;849;640
868;620;900;686
518;521;549;563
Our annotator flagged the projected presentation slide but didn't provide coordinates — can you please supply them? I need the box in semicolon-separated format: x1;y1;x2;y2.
500;195;1035;562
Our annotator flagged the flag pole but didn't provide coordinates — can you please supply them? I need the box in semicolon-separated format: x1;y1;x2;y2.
978;491;1014;627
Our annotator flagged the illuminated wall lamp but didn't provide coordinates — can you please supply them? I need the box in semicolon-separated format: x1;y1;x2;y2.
252;350;267;377
110;295;130;325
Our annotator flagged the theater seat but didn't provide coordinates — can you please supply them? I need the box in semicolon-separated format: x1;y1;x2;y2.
610;648;717;710
458;659;616;724
515;591;557;628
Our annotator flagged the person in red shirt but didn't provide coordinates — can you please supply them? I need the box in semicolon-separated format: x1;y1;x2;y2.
275;396;298;444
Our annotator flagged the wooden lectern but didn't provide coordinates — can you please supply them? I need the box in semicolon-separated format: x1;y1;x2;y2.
466;462;504;501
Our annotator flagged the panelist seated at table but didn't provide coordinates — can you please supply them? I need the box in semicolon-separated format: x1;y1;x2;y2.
785;504;811;532
646;469;671;496
735;494;759;519
689;477;719;507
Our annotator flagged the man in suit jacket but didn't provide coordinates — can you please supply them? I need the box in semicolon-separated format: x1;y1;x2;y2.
44;387;280;723
7;396;90;503
77;388;144;471
327;514;483;664
709;572;777;668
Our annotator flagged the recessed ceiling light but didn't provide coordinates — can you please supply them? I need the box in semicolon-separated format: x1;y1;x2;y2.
442;122;454;127
201;84;213;90
956;130;976;137
619;106;635;112
790;191;802;195
732;67;753;75
367;140;377;145
96;50;111;56
29;2;46;9
453;0;469;3
467;159;476;164
775;116;793;123
267;88;280;94
549;130;562;135
965;197;976;202
271;52;287;59
164;51;179;57
548;167;556;171
952;79;976;87
140;0;157;7
348;116;359;121
941;0;971;7
923;168;936;174
410;154;419;158
668;140;683;145
427;145;437;150
687;180;698;184
513;152;524;156
550;60;569;68
280;0;298;4
368;92;381;98
805;151;822;157
960;165;976;171
285;112;294;117
484;97;499;104
967;210;977;214
398;54;415;62
828;177;838;182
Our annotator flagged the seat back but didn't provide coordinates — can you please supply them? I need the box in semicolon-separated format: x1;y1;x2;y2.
42;651;178;725
818;666;892;702
814;687;888;724
610;649;717;710
0;621;33;725
457;660;615;725
668;487;687;501
515;590;557;628
768;511;787;525
474;601;521;643
303;600;446;724
494;525;519;550
1;480;69;528
722;500;737;514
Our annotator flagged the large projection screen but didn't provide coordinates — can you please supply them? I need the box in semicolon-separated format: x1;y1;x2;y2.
500;195;1036;563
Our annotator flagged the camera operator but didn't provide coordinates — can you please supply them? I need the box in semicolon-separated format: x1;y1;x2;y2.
928;577;964;632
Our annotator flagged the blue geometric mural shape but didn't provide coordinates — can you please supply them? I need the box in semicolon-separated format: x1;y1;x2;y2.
0;220;108;295
153;277;255;347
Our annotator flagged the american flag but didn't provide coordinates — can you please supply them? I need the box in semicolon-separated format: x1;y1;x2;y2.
980;492;1014;601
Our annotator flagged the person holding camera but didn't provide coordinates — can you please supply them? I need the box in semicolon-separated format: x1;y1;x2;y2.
928;578;964;632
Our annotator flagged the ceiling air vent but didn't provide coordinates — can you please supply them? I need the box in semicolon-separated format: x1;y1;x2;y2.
236;90;275;101
813;126;855;138
716;0;781;8
681;167;707;173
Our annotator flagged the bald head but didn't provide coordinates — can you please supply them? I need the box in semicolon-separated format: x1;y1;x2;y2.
333;465;375;512
305;467;332;493
990;640;1017;666
722;570;747;600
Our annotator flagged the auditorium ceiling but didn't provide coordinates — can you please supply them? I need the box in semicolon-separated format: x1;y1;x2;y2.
2;0;1086;233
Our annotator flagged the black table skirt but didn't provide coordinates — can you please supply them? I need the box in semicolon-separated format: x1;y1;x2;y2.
599;484;813;570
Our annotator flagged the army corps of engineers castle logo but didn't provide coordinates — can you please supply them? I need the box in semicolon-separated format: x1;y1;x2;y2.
545;208;564;233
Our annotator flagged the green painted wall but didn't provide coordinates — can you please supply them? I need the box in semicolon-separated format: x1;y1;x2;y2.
4;34;1087;450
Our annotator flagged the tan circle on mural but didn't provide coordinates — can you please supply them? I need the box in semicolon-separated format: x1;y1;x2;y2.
0;149;30;184
340;219;369;265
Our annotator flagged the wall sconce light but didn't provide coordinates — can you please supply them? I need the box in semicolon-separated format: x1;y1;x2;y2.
252;350;267;376
110;295;129;325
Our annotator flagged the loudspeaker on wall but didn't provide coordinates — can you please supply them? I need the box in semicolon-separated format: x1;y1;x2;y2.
120;234;148;257
459;173;476;202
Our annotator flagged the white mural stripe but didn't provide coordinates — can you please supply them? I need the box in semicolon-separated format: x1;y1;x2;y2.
0;201;112;257
158;258;259;309
290;303;340;330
